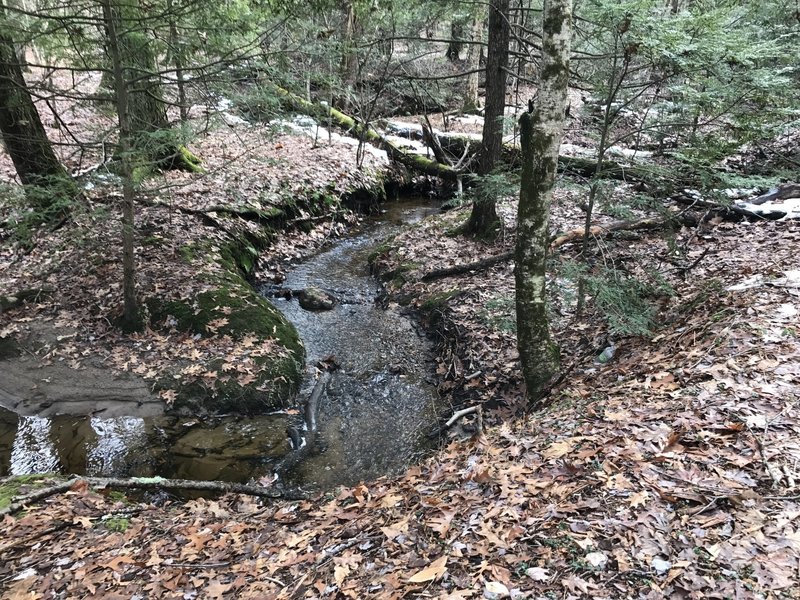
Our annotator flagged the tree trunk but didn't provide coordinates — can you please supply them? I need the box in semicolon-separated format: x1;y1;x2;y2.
446;18;465;61
103;0;198;170
0;4;77;218
465;0;510;236
340;0;358;110
515;0;572;401
166;0;188;122
463;13;482;112
103;0;141;331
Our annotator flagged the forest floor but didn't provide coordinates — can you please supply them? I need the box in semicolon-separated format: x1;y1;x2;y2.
2;85;800;598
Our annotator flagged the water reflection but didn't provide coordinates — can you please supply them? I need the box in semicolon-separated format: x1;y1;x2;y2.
0;406;290;482
0;198;442;489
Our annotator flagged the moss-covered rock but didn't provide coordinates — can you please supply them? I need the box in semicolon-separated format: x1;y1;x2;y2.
147;283;304;415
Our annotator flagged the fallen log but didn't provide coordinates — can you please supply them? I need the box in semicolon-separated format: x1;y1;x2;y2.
0;476;307;516
0;288;53;313
386;121;677;188
749;183;800;205
419;215;675;282
271;84;459;181
421;251;513;281
548;215;666;249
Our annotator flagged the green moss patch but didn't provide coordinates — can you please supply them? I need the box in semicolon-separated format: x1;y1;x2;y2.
0;474;49;510
147;284;304;414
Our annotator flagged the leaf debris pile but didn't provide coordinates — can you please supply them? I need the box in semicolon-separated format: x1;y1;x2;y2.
3;196;800;597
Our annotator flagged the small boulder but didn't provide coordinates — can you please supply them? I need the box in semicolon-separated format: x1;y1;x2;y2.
298;287;336;311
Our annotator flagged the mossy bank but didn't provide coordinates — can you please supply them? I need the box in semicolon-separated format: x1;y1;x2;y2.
145;179;390;415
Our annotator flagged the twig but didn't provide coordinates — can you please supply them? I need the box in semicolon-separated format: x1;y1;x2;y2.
429;406;483;439
168;562;231;569
748;403;796;489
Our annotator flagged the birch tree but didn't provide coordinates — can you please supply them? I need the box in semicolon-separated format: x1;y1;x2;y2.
515;0;572;399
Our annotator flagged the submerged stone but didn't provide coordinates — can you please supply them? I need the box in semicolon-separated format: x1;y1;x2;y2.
298;287;336;311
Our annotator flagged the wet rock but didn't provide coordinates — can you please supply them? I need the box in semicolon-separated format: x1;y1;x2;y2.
298;287;336;311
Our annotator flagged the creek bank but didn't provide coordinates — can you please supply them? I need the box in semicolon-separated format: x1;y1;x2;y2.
0;126;397;420
0;199;444;489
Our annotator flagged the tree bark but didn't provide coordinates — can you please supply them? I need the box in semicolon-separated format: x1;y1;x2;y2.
0;3;77;218
515;0;572;401
465;0;510;236
463;13;482;111
103;0;141;331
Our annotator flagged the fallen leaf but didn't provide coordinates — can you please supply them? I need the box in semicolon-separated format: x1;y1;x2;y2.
408;555;447;583
525;566;550;581
484;581;509;597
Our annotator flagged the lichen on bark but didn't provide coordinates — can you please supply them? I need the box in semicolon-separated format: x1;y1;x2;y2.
515;0;573;402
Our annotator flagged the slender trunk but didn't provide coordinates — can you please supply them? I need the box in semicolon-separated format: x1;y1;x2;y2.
463;13;482;112
0;3;77;217
103;0;141;331
465;0;510;236
576;34;627;311
167;0;188;122
515;0;572;401
340;0;357;109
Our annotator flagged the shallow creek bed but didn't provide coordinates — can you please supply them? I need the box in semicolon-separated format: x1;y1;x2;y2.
0;199;443;493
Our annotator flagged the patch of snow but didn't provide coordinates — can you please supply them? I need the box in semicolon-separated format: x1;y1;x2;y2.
722;187;760;199
726;275;764;291
384;135;429;154
451;114;484;127
606;146;654;159
270;116;388;161
726;270;800;292
560;143;596;158
735;197;800;220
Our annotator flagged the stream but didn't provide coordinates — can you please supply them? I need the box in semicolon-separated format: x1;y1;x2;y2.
0;199;442;491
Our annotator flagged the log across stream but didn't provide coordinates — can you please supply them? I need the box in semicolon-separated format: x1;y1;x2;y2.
0;199;443;492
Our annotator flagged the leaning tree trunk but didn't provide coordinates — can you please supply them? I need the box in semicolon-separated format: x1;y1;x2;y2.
0;9;77;218
464;0;510;236
515;0;572;401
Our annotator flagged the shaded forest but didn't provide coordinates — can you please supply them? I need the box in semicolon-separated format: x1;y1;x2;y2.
1;0;799;597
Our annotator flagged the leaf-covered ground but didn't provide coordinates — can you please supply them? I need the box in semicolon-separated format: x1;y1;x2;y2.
2;188;799;598
0;117;384;413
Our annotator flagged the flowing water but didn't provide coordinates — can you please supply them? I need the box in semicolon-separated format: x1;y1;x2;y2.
0;199;441;491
